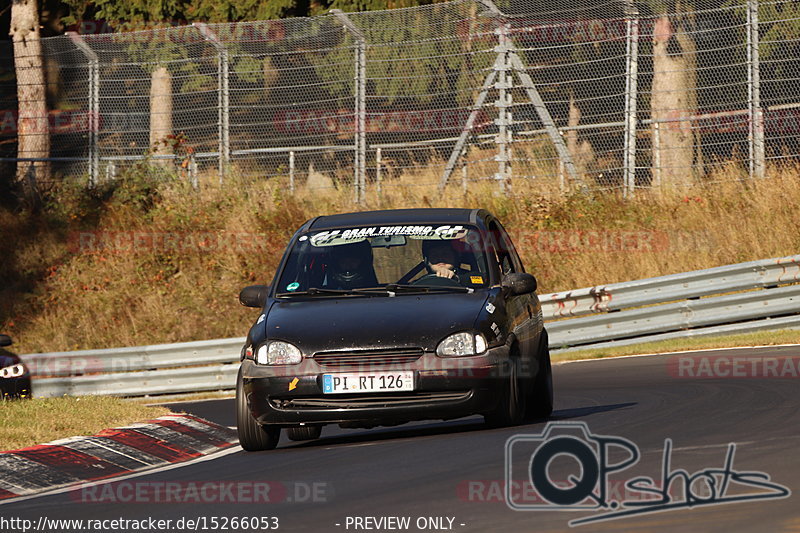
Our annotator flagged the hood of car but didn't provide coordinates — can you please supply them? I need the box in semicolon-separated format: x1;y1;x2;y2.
0;352;22;368
265;291;489;354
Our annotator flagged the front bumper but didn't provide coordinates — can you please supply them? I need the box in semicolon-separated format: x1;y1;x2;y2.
0;376;32;398
241;346;510;426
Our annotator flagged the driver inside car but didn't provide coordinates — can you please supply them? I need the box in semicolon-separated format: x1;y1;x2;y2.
327;240;379;289
422;239;467;280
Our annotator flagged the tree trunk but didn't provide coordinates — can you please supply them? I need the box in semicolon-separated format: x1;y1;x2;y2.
10;0;50;199
651;14;703;189
149;66;172;163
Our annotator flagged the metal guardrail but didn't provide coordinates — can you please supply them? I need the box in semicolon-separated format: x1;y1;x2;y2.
23;338;245;377
21;255;800;397
539;255;800;319
32;364;240;398
547;283;800;349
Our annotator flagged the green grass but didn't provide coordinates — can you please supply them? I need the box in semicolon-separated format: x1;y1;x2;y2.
0;396;171;452
551;328;800;362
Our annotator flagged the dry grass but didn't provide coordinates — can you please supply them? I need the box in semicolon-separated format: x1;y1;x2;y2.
2;161;800;353
0;396;170;451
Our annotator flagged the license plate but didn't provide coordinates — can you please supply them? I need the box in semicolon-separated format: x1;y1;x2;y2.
322;371;415;394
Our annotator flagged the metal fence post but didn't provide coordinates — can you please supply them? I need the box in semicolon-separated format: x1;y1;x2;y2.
331;10;367;204
289;150;295;193
623;1;639;197
66;32;99;187
438;59;500;191
509;52;580;187
194;23;230;185
746;0;765;179
105;161;116;181
652;122;662;189
189;153;198;190
495;23;512;192
376;147;382;197
357;39;367;202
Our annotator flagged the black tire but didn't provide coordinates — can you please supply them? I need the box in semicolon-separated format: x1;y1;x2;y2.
286;425;323;441
526;331;554;420
484;350;526;427
236;368;280;451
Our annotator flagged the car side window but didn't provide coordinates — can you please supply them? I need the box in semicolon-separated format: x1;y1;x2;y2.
488;220;516;275
496;221;524;273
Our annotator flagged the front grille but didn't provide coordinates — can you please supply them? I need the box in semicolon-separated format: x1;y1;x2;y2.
312;348;424;368
270;391;471;410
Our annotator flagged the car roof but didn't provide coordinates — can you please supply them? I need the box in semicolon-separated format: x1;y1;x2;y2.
307;208;485;231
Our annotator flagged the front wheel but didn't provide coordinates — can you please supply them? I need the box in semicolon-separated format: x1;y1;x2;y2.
526;331;554;420
484;352;526;427
236;368;281;451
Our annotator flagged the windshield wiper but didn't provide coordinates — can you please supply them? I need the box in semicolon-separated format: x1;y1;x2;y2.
276;285;476;298
276;287;366;297
353;284;474;294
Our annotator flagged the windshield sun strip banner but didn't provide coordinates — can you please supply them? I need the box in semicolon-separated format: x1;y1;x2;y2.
306;225;470;247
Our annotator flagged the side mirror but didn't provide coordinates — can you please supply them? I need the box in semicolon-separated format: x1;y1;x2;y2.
0;334;12;347
501;273;537;295
239;285;270;308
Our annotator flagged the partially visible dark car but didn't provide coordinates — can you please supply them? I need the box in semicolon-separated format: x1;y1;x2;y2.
0;334;31;399
236;209;553;450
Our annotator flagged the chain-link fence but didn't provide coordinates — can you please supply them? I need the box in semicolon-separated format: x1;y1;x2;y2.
8;0;800;196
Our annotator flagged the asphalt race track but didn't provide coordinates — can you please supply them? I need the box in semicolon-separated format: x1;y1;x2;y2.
3;346;799;532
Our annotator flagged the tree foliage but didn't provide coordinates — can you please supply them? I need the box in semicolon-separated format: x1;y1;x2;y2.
59;0;442;26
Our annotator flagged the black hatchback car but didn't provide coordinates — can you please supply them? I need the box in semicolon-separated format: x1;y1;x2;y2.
1;334;32;399
236;209;552;450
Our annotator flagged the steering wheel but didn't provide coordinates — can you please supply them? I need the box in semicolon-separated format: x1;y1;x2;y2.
409;273;462;287
397;261;425;285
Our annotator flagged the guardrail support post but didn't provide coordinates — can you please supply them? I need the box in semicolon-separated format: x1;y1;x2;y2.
194;23;230;185
67;32;99;187
331;10;367;204
623;0;640;197
746;0;765;179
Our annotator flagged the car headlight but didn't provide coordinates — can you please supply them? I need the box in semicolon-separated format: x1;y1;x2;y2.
436;332;487;357
0;364;25;379
256;341;302;365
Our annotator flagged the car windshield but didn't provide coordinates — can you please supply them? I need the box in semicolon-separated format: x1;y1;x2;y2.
275;224;492;295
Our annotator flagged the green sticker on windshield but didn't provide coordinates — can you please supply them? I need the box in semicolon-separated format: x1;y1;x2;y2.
286;282;300;291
